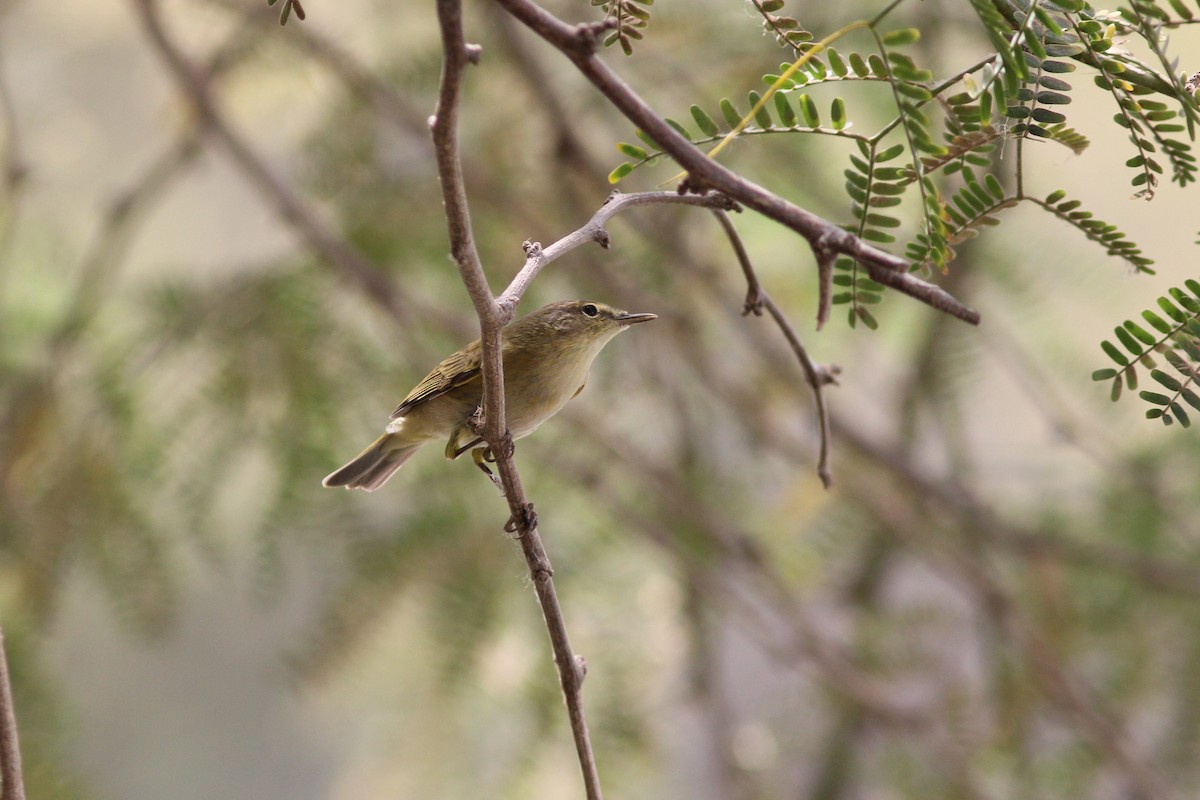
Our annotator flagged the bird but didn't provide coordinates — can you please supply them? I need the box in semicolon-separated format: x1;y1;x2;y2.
322;300;657;491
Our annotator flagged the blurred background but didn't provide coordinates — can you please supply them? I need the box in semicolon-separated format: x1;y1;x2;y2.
3;1;1200;798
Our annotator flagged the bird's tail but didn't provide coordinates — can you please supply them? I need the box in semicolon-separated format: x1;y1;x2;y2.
322;434;422;491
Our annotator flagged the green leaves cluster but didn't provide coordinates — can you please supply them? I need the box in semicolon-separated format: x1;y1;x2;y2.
1095;280;1200;426
607;85;855;183
1038;189;1153;272
607;0;1194;330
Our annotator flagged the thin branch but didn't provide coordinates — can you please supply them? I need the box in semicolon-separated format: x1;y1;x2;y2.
0;627;25;800
492;0;981;327
497;190;737;315
712;208;837;487
430;3;603;799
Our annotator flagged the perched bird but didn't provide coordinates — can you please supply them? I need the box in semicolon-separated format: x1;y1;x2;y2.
323;300;657;491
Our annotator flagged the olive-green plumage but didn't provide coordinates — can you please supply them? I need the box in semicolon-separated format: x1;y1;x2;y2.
322;300;656;491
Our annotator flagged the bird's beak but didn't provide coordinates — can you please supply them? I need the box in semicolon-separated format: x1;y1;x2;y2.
616;312;657;326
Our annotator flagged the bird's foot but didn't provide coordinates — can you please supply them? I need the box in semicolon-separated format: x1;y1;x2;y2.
504;502;538;535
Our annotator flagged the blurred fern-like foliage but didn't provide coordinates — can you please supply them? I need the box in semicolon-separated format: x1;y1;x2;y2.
610;0;1197;326
6;1;1200;798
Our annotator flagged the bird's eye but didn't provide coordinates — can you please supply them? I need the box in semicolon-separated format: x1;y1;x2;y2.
581;303;599;317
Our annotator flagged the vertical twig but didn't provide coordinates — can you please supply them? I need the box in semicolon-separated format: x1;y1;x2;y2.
430;3;604;798
0;627;25;800
712;209;837;488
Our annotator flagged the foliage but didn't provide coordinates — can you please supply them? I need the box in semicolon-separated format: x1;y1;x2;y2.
1094;278;1200;426
609;0;1196;326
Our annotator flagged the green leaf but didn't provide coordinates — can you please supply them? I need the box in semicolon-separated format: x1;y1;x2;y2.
1140;390;1171;406
1173;402;1191;427
1092;368;1118;381
877;144;905;162
854;305;879;330
1036;91;1072;105
1160;297;1188;322
1102;340;1130;366
881;28;920;46
1152;368;1183;392
747;91;772;128
848;52;870;77
617;142;647;160
607;162;634;184
1031;108;1067;124
1114;325;1143;355
1124;321;1157;346
1143;310;1173;334
798;93;820;127
984;174;1004;199
828;49;848;77
831;98;846;131
690;105;720;137
719;98;742;128
775;93;797;127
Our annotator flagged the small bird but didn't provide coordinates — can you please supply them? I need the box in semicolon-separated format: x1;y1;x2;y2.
323;300;657;491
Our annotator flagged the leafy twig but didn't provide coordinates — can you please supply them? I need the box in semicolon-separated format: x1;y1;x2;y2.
493;0;981;327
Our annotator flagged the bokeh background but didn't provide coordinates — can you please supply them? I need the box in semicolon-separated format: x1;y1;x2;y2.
3;1;1200;798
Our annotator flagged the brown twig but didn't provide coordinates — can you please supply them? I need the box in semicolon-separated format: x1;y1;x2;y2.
0;626;25;800
711;208;838;487
492;0;981;327
498;190;737;315
430;3;603;798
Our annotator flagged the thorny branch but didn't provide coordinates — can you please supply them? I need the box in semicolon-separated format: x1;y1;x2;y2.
430;2;602;798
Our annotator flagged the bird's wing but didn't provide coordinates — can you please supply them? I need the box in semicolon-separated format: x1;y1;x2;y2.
391;339;483;418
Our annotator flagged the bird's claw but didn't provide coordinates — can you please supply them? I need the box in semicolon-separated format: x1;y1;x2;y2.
504;502;537;534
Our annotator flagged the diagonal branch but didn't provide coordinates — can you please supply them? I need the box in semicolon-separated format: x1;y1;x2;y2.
492;0;980;327
430;3;603;798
